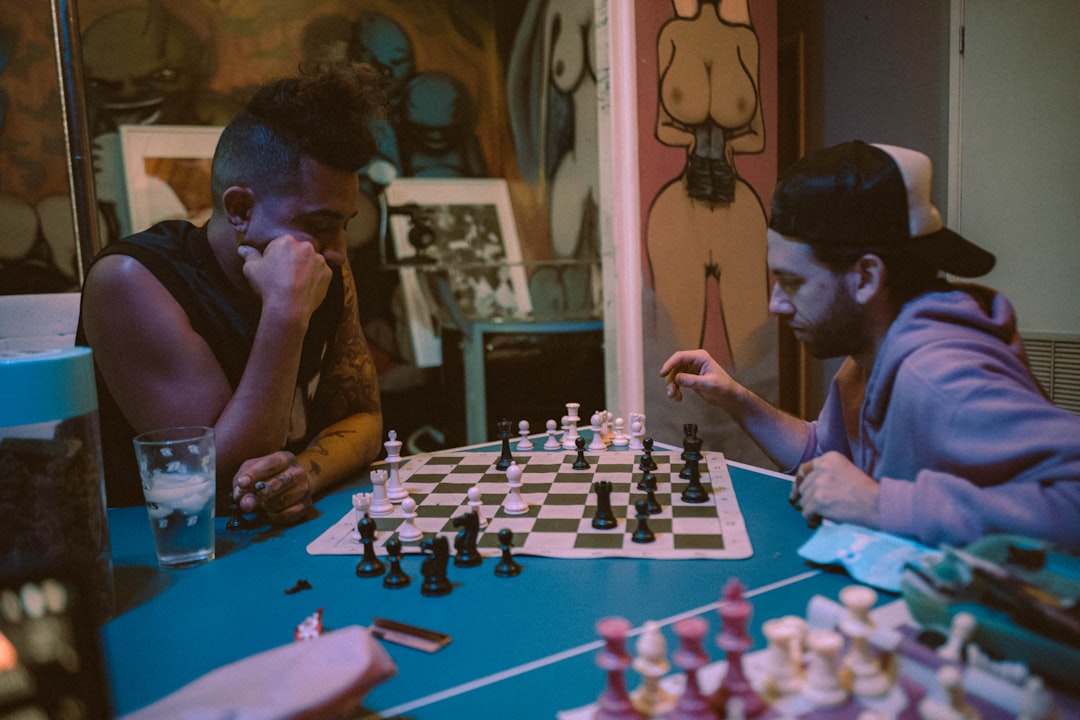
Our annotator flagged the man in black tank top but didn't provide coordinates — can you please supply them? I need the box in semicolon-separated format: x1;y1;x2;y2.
78;63;386;526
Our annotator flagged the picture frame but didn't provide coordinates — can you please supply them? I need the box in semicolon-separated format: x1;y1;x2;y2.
119;125;224;236
385;178;532;367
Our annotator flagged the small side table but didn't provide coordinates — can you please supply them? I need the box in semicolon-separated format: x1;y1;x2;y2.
457;318;603;445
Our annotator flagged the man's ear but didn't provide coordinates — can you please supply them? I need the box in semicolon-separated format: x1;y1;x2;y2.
222;186;254;232
850;253;886;305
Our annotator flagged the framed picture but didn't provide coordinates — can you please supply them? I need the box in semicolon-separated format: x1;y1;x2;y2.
119;125;223;236
385;178;532;367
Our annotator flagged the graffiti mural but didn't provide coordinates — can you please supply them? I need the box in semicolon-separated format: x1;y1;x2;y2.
637;0;779;467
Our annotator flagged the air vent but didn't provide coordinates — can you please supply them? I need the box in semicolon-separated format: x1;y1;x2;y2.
1024;333;1080;414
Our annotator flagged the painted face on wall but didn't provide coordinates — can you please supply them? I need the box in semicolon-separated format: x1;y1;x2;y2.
82;7;207;127
347;12;415;104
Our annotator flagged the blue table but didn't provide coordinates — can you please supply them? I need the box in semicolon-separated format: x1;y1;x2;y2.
101;442;867;718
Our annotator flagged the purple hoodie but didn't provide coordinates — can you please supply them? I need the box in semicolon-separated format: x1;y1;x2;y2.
799;284;1080;549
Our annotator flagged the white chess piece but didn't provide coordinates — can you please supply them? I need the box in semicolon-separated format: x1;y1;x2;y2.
543;419;561;450
802;629;848;707
631;621;676;717
516;419;534;451
384;430;408;502
761;616;806;697
467;485;488;528
918;665;979;720
838;585;890;699
628;419;644;451
397;497;423;542
503;461;530;515
562;411;580;450
369;469;394;516
588;411;607;451
1019;676;1055;720
938;612;975;663
611;417;629;447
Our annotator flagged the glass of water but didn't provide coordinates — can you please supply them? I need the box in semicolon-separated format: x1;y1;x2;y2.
132;426;216;568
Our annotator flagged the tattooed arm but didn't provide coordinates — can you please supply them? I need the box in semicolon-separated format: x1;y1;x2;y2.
231;264;384;526
297;262;384;498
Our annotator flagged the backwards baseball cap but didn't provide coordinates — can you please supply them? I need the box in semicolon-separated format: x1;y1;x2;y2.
769;141;995;277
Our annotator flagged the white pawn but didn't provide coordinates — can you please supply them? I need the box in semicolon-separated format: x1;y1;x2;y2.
918;665;979;720
611;417;629;447
467;485;488;528
384;430;408;502
369;469;394;516
802;629;848;707
631;621;676;717
503;461;530;515
397;497;423;542
543;419;561;450
938;612;975;663
516;419;534;451
351;492;371;541
588;411;607;451
628;419;644;451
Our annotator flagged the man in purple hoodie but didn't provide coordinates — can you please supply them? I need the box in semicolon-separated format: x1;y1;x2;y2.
661;141;1080;549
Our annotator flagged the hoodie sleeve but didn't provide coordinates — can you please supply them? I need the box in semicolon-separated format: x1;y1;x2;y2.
875;359;1080;550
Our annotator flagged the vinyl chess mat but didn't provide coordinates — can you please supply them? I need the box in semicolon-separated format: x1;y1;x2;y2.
307;449;753;560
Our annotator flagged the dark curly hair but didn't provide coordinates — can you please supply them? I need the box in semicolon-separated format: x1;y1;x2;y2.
210;62;386;210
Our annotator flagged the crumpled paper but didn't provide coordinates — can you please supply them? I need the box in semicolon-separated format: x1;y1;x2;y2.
797;521;941;593
120;626;397;720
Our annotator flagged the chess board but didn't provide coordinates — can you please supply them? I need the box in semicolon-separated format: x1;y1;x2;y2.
306;449;753;560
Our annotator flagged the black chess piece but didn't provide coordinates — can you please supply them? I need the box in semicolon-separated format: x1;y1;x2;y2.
678;425;704;481
382;538;411;589
592;480;617;530
642;471;663;515
355;513;386;578
494;528;522;577
452;511;483;567
495;417;514;471
420;536;453;596
680;433;709;503
631;499;656;544
572;435;591;470
226;502;247;531
641;437;658;471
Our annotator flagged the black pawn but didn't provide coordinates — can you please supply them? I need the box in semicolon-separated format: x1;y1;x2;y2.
641;437;658;471
592;480;618;530
383;538;411;589
495;528;522;577
226;502;247;531
572;435;591;470
631;499;656;544
420;536;453;597
642;471;663;515
453;511;483;567
355;513;386;578
495;418;514;471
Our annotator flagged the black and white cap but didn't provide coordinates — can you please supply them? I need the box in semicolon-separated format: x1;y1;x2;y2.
769;140;996;277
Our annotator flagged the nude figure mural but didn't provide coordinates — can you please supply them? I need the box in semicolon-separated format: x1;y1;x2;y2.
645;0;768;370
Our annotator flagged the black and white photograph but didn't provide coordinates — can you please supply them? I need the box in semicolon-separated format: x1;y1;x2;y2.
386;178;531;367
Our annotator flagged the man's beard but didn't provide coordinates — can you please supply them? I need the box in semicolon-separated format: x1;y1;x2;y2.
801;283;872;360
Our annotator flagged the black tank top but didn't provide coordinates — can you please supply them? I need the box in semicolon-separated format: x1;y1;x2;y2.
76;221;343;506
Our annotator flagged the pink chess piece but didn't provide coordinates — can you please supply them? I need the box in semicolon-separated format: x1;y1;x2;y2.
711;578;767;717
594;617;645;720
668;616;713;720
